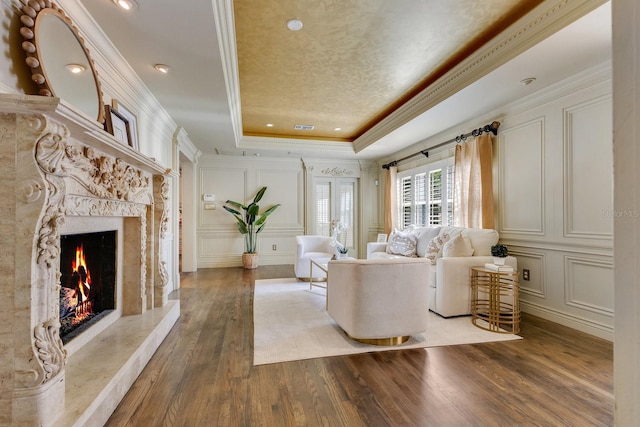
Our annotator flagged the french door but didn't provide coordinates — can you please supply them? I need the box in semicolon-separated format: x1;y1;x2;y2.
312;177;357;253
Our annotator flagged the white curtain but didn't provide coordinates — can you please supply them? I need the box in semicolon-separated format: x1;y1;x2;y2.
384;165;398;234
454;134;494;229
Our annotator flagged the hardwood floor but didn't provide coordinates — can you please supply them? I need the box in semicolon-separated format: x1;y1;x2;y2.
106;266;613;427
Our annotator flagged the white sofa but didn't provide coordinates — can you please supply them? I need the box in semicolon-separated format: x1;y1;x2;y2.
367;226;517;317
327;258;430;345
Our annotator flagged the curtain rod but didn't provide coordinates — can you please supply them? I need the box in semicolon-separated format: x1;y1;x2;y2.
381;121;501;170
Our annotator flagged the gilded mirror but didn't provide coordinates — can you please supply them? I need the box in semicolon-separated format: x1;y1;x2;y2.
20;0;104;123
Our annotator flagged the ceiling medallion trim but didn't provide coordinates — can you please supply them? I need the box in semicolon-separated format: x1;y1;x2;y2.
353;0;607;153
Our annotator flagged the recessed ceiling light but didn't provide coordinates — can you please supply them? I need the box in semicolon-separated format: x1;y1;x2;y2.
154;64;170;74
334;127;342;131
287;19;303;31
266;123;274;127
65;64;85;74
520;77;536;86
113;0;138;10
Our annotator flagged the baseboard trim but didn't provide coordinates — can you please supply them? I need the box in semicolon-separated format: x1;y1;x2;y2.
521;301;613;341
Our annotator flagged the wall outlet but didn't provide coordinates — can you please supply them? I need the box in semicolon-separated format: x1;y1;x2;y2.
272;244;277;251
523;269;530;281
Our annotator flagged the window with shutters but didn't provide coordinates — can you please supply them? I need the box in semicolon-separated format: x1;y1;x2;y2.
400;176;412;227
397;158;454;229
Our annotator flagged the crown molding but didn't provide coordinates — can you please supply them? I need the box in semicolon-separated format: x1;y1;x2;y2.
174;126;202;164
212;0;243;145
238;135;356;157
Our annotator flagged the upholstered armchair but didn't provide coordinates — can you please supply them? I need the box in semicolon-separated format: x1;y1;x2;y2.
294;235;336;280
327;257;431;346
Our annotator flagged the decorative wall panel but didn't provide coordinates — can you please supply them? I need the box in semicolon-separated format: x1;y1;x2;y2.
565;255;614;315
499;118;545;234
564;96;613;238
256;168;303;226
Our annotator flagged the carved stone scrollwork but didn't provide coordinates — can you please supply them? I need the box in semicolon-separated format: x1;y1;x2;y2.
34;129;151;203
158;260;169;289
156;175;170;240
34;127;68;268
37;204;65;268
33;318;67;385
32;119;152;267
65;195;147;218
19;179;45;203
153;175;170;290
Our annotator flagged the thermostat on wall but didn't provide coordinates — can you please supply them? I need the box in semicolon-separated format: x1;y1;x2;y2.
203;194;216;201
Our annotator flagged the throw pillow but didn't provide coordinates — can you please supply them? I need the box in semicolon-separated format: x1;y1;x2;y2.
386;230;418;257
415;227;441;258
425;233;451;264
462;228;498;256
442;234;474;257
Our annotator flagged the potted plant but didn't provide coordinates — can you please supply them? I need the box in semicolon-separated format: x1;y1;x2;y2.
330;220;349;259
335;244;349;259
491;244;508;265
223;186;280;269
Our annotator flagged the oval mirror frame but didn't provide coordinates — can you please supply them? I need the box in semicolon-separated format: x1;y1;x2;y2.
20;0;105;123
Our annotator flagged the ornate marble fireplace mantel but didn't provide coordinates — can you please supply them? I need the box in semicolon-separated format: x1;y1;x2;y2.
0;94;180;427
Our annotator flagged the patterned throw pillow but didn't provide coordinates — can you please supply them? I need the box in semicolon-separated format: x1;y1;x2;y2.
425;233;451;264
386;230;418;257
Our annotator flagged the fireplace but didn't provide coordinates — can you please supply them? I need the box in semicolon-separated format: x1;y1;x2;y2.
59;231;117;344
1;95;180;427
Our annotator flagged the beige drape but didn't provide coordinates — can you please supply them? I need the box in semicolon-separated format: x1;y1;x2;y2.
384;165;398;234
454;134;494;229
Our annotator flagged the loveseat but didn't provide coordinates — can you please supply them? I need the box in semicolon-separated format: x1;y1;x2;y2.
367;226;517;317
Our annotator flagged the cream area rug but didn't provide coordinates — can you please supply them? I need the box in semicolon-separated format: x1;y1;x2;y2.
253;278;522;366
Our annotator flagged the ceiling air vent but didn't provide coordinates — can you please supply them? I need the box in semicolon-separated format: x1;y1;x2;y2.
294;124;315;130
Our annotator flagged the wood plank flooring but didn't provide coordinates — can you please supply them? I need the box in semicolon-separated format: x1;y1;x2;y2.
106;266;613;427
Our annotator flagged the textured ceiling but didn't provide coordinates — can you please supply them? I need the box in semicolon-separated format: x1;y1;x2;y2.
234;0;544;142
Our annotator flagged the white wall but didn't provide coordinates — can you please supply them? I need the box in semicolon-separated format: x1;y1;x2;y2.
196;155;305;268
497;65;613;340
374;63;614;340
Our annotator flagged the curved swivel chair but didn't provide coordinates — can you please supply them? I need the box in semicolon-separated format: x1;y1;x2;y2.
327;257;430;346
294;235;336;280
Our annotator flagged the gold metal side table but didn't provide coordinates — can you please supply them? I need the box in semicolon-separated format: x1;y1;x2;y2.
470;267;520;334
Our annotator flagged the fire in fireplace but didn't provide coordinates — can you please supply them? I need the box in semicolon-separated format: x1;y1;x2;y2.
59;230;117;343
